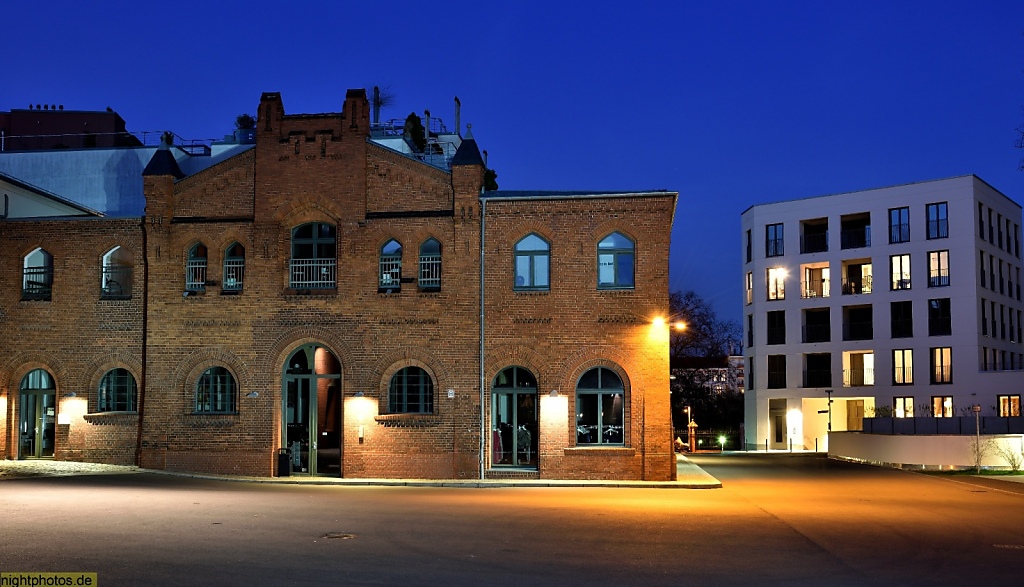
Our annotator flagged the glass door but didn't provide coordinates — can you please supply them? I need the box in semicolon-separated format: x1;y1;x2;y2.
19;391;55;459
284;376;312;474
492;391;538;467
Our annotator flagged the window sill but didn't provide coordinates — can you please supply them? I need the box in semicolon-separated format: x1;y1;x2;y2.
82;412;139;426
285;288;337;298
220;289;243;296
597;286;635;292
374;413;441;427
100;295;133;301
378;287;401;294
563;446;635;457
513;289;549;295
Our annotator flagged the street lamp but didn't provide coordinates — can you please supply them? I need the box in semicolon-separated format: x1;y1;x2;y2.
972;404;982;474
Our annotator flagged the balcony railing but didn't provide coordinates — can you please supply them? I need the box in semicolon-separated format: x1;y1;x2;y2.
101;264;133;299
419;254;441;289
290;258;336;289
928;270;949;287
844;321;873;341
801;278;830;298
889;223;910;244
891;318;913;338
893;366;914;385
843;368;874;387
185;259;207;292
766;327;786;345
802;323;831;343
800;232;828;254
841;276;873;295
931;365;952;384
223;259;245;292
22;266;53;300
928;318;952;336
927;219;949;239
767;371;787;389
803;370;832;388
379;255;402;290
840;226;870;249
766;239;784;257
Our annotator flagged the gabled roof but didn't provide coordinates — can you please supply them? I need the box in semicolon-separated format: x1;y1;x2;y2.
0;170;103;217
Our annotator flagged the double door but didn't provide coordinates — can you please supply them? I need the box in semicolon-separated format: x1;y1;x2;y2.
20;390;55;459
283;375;340;475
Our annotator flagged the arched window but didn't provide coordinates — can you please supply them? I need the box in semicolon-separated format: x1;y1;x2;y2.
491;367;538;467
186;243;208;292
223;242;245;292
196;367;237;413
379;239;403;291
98;368;137;412
290;222;337;289
514;234;549;290
419;238;442;291
23;247;53;300
388;366;434;414
576;367;625;445
597;232;634;289
101;245;133;299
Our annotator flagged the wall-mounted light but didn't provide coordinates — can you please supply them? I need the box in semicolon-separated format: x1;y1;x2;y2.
63;391;77;398
245;391;258;398
549;389;559;398
354;391;365;397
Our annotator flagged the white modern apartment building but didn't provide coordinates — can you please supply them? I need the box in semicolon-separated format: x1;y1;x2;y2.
741;176;1024;451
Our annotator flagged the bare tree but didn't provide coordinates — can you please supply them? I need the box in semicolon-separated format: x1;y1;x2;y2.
670;290;741;358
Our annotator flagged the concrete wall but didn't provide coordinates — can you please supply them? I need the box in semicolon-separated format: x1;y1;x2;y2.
829;430;1024;469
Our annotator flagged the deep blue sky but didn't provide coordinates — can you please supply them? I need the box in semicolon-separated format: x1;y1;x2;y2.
7;1;1024;323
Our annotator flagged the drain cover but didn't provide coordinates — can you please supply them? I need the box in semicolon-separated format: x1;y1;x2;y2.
322;533;356;540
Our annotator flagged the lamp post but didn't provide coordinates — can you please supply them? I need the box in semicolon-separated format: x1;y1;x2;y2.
972;404;982;474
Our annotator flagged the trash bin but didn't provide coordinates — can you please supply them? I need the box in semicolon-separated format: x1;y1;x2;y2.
276;448;291;477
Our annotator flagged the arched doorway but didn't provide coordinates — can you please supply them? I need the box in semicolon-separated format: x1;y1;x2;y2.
19;369;56;459
491;366;538;468
282;345;341;475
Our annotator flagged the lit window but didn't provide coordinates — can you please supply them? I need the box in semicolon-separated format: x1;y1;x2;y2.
890;254;911;290
893;350;913;385
767;267;786;300
597;232;635;289
195;367;236;413
576;367;625;446
98;368;137;412
998;395;1021;417
930;348;952;384
928;250;949;287
894;396;914;418
745;272;753;304
514;234;549;290
932;395;953;417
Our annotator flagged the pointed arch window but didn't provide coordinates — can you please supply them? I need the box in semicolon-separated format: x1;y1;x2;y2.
186;243;208;292
290;222;336;289
597;232;634;289
379;239;402;291
101;245;133;299
22;247;53;301
419;238;442;291
514;234;549;290
223;242;245;293
576;367;625;445
98;368;137;412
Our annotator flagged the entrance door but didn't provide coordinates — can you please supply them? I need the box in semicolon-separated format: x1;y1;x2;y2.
491;367;538;468
19;369;56;459
283;345;341;476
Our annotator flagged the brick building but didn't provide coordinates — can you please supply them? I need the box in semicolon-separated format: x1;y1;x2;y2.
0;90;678;480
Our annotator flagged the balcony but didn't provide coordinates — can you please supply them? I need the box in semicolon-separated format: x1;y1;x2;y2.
844;321;873;341
843;368;874;387
803;370;833;388
841;275;873;295
767;371;787;389
800;232;828;254
290;258;337;289
802;323;831;343
801;277;830;299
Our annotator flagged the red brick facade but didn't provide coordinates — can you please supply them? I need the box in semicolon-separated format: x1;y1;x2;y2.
0;90;677;481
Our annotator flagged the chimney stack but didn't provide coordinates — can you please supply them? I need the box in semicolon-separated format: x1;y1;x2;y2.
454;97;461;138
